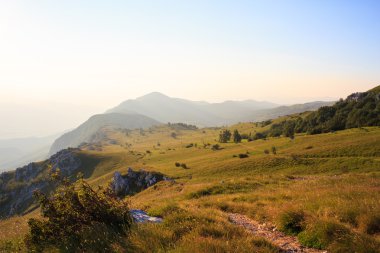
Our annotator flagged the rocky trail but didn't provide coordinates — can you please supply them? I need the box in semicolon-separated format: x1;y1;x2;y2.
228;213;327;253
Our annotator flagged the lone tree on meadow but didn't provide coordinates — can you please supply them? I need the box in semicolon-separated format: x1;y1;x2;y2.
219;129;231;143
233;129;242;143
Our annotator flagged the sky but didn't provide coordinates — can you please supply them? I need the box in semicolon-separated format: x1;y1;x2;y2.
0;0;379;138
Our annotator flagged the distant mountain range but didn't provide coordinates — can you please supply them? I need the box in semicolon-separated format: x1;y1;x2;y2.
49;93;334;155
107;92;333;125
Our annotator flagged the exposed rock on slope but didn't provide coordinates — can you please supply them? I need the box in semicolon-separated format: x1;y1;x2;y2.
110;168;169;197
0;149;81;217
130;210;163;223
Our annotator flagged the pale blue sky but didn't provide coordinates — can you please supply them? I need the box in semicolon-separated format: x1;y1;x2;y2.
0;0;379;138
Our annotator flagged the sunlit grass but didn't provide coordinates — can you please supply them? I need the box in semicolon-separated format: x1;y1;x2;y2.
1;125;379;251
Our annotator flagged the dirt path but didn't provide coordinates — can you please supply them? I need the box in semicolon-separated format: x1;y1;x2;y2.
228;213;327;253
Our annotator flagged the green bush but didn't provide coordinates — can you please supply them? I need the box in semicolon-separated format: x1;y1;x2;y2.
364;214;380;235
24;175;132;252
0;238;25;252
277;210;305;235
298;221;349;249
211;144;222;150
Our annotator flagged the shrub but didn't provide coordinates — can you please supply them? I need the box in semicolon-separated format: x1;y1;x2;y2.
185;143;194;148
0;239;25;252
238;154;249;159
24;175;132;252
363;214;380;235
211;144;222;151
277;210;305;235
253;132;267;140
175;162;181;167
298;221;350;249
271;146;277;154
240;133;250;139
264;149;270;154
180;163;188;169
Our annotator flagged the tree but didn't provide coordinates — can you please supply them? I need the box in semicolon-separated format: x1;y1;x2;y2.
233;129;242;143
283;121;295;139
219;130;231;143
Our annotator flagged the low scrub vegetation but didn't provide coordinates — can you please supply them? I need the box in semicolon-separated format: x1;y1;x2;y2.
277;210;305;235
298;220;379;252
238;153;249;159
24;174;132;252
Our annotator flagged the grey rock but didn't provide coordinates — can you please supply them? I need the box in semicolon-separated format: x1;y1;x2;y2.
110;171;129;196
109;168;170;197
0;148;81;217
130;209;163;223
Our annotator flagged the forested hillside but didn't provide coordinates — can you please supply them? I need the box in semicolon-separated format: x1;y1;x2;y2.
257;86;380;138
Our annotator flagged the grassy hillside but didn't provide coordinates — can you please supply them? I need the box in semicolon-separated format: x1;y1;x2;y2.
49;113;160;155
1;122;379;252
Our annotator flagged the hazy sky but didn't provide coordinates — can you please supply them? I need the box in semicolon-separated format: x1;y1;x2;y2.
0;0;379;138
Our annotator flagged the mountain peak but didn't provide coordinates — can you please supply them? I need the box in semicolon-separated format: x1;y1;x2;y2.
137;92;170;100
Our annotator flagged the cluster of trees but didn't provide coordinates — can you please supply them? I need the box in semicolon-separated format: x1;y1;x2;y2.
168;123;198;130
216;88;379;143
219;129;243;143
219;130;232;143
254;88;380;139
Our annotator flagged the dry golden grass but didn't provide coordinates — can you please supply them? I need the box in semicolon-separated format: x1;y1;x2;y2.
1;124;379;252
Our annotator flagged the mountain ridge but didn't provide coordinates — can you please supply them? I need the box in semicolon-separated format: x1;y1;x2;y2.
49;113;160;155
107;92;330;126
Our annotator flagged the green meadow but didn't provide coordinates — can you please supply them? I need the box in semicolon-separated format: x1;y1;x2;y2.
1;123;380;252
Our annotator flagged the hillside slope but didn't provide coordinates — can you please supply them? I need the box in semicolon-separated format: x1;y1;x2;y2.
257;85;380;137
1;122;379;252
49;113;160;155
